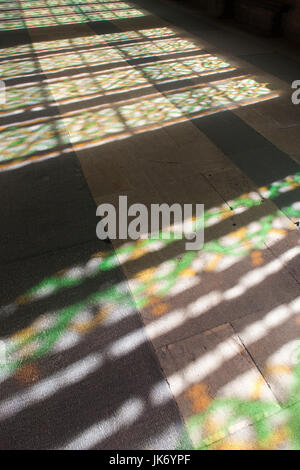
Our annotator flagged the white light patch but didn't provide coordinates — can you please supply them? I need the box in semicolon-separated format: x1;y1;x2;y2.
218;369;276;402
0;353;102;421
108;328;146;358
167;276;199;296
224;245;300;301
240;298;300;349
62;397;143;450
51;330;81;354
167;336;242;397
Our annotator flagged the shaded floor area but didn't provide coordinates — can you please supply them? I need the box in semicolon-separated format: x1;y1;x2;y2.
0;0;300;450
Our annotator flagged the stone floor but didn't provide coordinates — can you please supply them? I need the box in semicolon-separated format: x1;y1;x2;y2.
0;0;300;450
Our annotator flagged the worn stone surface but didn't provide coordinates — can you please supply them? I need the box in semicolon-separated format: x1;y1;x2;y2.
1;0;300;451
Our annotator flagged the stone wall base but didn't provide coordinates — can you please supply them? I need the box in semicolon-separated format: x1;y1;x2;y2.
176;0;300;43
233;0;284;35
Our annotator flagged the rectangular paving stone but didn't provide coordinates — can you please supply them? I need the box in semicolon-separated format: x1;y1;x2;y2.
232;299;300;405
139;233;300;349
241;52;300;84
0;152;99;264
155;323;279;449
194;111;300;188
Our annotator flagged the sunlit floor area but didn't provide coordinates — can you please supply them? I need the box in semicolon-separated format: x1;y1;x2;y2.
1;0;300;450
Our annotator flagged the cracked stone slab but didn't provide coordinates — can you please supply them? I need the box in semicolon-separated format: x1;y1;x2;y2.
232;299;300;405
155;323;279;449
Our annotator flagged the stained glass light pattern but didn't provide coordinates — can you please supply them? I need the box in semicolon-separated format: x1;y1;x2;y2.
1;175;299;372
0;7;145;29
79;2;133;12
1;271;135;374
119;38;199;58
140;55;234;81
0;28;175;58
1;0;125;6
0;47;125;79
56;79;274;148
118;78;273;127
0;2;134;18
0;77;274;163
1;56;235;115
48;68;148;102
0;120;70;161
167;78;272;114
0;83;52;115
0;7;78;19
38;47;124;71
0;37;199;79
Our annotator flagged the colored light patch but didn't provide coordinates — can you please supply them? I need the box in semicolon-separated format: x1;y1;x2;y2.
119;38;199;57
168;85;231;114
6;1;48;7
0;8;145;29
0;20;27;30
119;96;183;128
9;187;296;304
141;55;234;82
0;44;33;57
85;9;143;21
78;2;133;11
0;57;41;78
0;34;126;58
0;47;124;78
0;29;176;59
1;0;122;7
182;340;300;450
0;43;33;57
139;27;175;38
0;84;52;115
216;78;272;102
63;107;126;145
0;121;69;161
2;282;134;373
0;11;25;19
0;2;19;7
0;78;275;163
38;47;124;71
167;78;273;115
0;7;78;20
1;169;298;378
39;48;123;71
48;68;148;103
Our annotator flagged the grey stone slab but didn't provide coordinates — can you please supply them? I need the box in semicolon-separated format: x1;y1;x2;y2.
251;99;300;129
193;112;300;187
233;303;300;405
143;244;300;349
156;323;278;448
88;21;121;36
206;167;262;203
0;30;31;48
0;152;98;264
193;112;270;155
264;228;300;285
192;28;275;56
241;53;300;84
